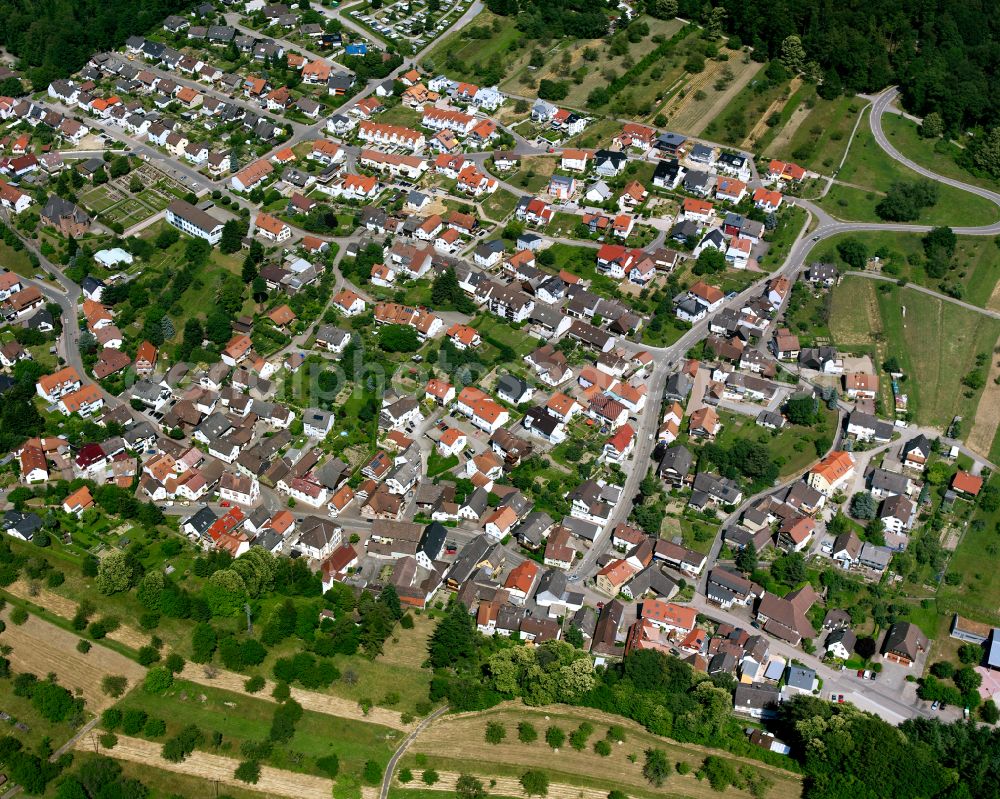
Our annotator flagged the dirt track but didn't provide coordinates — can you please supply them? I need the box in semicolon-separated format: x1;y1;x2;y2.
180;663;412;730
76;733;334;799
0;608;146;712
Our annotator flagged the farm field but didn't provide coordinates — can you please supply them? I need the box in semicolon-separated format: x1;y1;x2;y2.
0;607;147;713
403;704;802;799
702;74;791;148
828;279;1000;429
71;753;280;799
879;112;1000;193
810;230;1000;310
660;58;762;136
817;109;999;227
77;733;336;799
764;93;861;172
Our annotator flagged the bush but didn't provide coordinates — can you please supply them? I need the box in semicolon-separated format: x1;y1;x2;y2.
10;607;28;625
606;725;626;742
643;748;670;787
101;708;123;731
569;722;594;751
485;721;506;744
99;733;118;750
122;709;148;735
235;760;261;784
700;756;739;792
399;767;413;783
101;675;128;698
520;770;549;797
164;653;185;674
317;754;340;778
518;721;537;743
138;645;161;666
594;739;612;756
363;760;383;785
545;726;565;749
245;675;266;693
400;614;414;629
76;639;92;654
143;666;174;694
422;769;439;785
930;661;955;679
144;717;167;737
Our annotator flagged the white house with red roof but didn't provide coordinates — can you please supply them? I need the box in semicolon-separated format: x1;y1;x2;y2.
603;423;635;463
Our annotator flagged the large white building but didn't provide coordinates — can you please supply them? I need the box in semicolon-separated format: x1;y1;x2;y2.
165;200;224;245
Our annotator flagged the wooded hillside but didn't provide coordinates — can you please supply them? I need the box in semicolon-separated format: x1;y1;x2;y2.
0;0;194;88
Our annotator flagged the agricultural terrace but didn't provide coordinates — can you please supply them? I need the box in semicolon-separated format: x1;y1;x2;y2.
402;704;803;799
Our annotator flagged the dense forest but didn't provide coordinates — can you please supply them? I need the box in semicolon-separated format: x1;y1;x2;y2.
680;0;1000;133
0;0;195;88
485;0;999;135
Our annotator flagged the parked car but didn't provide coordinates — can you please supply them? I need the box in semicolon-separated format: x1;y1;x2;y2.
931;700;940;710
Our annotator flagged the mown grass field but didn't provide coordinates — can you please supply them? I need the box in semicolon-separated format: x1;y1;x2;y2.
403;704;803;799
811;230;1000;310
880;112;1000;193
829;279;1000;428
0;606;147;712
818;109;999;227
765;94;861;172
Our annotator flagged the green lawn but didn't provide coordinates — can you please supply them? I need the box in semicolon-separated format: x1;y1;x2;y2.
544;243;620;298
113;678;400;783
425;9;523;83
712;405;838;480
829;279;1000;428
427;450;459;477
472;314;538;357
0;238;37;277
374;103;424;128
757;205;807;272
765;94;861;172
880;112;1000;193
810;230;1000;310
480;188;519;222
938;474;1000;625
818;108;998;227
